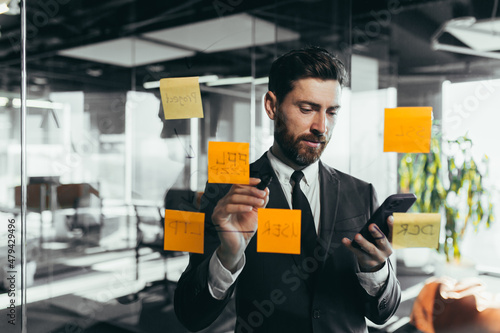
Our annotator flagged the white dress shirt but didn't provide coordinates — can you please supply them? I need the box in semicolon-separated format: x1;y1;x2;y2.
208;150;389;299
267;150;321;234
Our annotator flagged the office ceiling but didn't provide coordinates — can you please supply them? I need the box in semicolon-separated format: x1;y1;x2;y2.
0;0;499;96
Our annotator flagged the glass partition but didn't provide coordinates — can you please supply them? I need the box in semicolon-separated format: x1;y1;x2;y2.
352;5;500;332
1;1;350;332
2;1;499;332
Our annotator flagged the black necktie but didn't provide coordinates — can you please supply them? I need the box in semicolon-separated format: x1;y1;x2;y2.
291;171;317;258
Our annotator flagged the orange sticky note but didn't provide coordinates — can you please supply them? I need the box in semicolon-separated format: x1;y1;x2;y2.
164;209;204;254
383;107;432;153
160;77;204;120
208;141;250;184
257;208;301;254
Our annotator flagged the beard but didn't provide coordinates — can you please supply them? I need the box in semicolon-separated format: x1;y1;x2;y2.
274;110;331;167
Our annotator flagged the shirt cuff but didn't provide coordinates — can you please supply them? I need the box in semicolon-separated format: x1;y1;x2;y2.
356;261;389;297
208;251;245;300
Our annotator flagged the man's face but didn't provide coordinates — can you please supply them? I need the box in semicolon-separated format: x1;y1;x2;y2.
271;78;341;167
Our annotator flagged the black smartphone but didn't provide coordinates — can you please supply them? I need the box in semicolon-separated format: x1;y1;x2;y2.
353;193;417;249
256;174;272;190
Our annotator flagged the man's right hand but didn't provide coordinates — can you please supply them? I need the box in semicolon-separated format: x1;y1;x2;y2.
212;177;269;273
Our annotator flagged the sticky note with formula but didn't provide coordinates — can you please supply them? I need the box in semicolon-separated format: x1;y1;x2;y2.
160;77;204;120
392;212;441;249
208;141;250;184
383;107;432;153
164;209;205;254
257;208;301;255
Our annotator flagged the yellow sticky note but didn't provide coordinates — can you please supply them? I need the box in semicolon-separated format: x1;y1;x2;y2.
392;213;441;249
164;209;205;254
383;107;432;153
257;208;301;254
160;77;204;120
208;141;250;184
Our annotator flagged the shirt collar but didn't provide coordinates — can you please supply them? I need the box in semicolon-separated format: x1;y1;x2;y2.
266;149;319;187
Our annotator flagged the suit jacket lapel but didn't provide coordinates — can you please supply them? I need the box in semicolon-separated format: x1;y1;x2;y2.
250;153;289;210
318;161;340;262
307;161;341;291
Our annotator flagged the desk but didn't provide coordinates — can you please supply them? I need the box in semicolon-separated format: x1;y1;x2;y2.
13;183;101;247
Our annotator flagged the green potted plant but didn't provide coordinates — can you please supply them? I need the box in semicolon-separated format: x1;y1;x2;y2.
398;130;494;262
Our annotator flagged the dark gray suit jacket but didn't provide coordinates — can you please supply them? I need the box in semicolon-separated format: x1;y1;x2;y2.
174;153;401;332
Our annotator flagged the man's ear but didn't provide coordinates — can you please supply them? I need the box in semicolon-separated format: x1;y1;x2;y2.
264;91;278;120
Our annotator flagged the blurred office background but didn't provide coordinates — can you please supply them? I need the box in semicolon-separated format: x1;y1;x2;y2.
0;0;499;332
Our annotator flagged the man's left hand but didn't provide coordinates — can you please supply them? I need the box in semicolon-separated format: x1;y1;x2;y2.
342;215;394;272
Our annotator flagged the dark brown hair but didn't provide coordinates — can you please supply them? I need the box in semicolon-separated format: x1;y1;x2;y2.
268;46;347;103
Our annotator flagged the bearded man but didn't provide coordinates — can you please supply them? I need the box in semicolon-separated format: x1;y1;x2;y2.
174;47;401;333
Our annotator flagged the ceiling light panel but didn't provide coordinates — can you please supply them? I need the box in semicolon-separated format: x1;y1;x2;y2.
58;38;195;67
142;13;300;53
0;4;9;15
446;19;500;52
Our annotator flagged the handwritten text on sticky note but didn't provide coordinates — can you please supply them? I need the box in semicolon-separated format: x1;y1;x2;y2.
164;209;205;254
257;208;301;254
383;107;432;153
392;212;441;249
208;141;249;184
160;77;204;120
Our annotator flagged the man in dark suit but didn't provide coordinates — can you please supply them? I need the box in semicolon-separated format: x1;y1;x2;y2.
174;47;401;332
